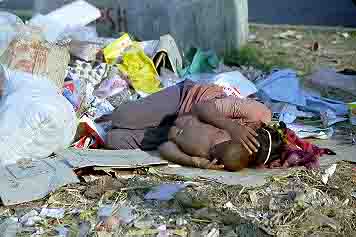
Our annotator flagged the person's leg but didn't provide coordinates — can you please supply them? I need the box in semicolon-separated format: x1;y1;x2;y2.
106;129;143;150
106;126;171;150
111;84;183;129
105;80;195;150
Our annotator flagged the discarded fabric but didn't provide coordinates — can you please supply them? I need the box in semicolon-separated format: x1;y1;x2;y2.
257;69;348;117
256;69;306;106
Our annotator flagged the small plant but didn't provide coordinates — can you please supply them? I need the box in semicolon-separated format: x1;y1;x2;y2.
224;45;291;72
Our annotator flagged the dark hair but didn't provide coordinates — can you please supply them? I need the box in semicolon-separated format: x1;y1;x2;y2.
253;125;284;166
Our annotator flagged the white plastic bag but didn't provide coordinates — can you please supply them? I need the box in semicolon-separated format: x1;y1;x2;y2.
0;12;24;56
186;70;258;98
213;71;258;98
0;68;77;165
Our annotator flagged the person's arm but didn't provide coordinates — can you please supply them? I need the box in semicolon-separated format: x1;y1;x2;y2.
159;141;224;170
191;97;272;154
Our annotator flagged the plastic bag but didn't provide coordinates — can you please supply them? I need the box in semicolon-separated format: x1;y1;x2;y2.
94;67;129;99
0;69;77;165
159;68;185;88
186;71;258;98
103;34;133;64
179;48;220;77
0;12;24;56
103;34;162;94
117;45;162;94
212;71;258;98
63;72;83;112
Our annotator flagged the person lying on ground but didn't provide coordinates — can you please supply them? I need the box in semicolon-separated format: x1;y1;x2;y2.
98;80;272;152
159;114;283;171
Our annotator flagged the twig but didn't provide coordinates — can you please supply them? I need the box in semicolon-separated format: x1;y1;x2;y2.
287;207;311;225
239;187;246;196
191;218;213;223
119;186;152;191
283;210;294;225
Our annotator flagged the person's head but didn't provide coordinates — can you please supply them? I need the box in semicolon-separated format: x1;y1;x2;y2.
252;125;284;166
214;125;284;171
213;141;251;171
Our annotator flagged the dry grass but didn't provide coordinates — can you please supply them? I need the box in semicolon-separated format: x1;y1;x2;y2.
225;25;356;77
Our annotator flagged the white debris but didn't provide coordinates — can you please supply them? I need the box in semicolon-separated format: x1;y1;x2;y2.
40;208;65;219
322;164;337;185
20;210;41;226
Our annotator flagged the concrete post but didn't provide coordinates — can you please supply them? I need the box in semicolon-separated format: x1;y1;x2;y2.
33;0;249;53
117;0;249;54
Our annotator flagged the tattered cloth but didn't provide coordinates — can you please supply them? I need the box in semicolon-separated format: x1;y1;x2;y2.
267;128;336;169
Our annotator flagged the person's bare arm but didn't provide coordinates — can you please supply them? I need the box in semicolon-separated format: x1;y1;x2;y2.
159;141;223;170
191;98;262;154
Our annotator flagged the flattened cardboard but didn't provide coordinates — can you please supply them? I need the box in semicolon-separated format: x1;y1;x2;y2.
57;148;168;169
0;159;79;206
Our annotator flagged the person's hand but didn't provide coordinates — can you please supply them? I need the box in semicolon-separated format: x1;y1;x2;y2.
192;157;225;170
227;123;260;155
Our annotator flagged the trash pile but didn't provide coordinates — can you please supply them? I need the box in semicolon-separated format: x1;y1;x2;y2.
0;0;262;164
0;0;355;236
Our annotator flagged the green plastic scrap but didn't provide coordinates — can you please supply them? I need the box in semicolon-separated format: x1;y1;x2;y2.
179;48;220;77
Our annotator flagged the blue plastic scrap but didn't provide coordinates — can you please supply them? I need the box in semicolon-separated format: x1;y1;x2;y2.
144;183;187;201
256;69;348;116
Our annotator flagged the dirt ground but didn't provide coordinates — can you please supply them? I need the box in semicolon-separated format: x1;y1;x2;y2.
248;24;356;76
0;25;355;237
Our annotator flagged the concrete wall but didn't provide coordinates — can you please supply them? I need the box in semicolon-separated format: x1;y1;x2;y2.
118;0;248;54
32;0;356;27
33;0;249;53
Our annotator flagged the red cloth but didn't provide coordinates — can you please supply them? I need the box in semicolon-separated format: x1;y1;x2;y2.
267;128;335;169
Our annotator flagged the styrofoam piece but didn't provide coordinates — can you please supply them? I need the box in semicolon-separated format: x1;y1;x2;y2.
45;0;101;29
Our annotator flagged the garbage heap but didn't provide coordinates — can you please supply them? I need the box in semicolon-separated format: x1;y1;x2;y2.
0;0;354;166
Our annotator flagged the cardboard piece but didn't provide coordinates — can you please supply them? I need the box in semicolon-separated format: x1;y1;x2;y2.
0;38;70;89
0;159;79;206
153;34;182;74
156;138;356;187
57;148;168;169
0;148;169;205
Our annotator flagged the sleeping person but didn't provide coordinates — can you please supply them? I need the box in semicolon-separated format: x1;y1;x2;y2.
159;114;283;171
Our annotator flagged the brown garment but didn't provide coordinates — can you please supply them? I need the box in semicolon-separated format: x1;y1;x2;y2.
107;80;224;150
106;80;271;150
